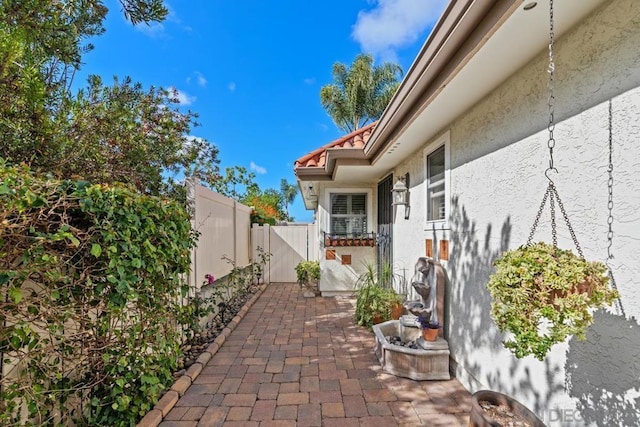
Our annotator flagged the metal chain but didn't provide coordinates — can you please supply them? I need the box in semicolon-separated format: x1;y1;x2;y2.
527;0;585;256
547;0;556;173
527;184;551;246
607;99;614;260
552;185;584;258
606;99;625;316
549;183;557;247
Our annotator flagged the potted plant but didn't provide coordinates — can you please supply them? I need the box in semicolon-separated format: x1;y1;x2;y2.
470;390;545;427
487;242;619;360
354;263;404;327
295;260;320;297
417;317;440;341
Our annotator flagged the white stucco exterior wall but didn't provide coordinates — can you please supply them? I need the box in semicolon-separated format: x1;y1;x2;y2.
316;182;378;295
391;0;640;425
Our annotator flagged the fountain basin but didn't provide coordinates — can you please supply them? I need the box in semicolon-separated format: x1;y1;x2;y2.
373;320;450;380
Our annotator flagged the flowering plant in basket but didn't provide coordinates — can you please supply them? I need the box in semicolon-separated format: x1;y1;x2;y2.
487;242;618;360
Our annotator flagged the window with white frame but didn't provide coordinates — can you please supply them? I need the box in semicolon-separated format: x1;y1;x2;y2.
426;145;446;222
330;193;367;235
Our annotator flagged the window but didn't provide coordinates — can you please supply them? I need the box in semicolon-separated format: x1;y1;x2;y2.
425;140;447;222
330;193;367;235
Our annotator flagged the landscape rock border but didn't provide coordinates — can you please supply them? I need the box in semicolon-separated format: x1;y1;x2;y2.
136;284;267;427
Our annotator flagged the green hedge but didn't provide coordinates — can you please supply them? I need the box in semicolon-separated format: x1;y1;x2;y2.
0;161;197;426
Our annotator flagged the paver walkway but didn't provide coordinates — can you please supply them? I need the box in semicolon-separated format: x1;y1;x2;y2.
160;283;471;426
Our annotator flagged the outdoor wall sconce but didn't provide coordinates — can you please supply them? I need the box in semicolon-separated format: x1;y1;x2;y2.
392;173;410;219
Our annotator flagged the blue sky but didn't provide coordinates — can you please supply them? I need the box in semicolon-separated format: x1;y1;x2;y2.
76;0;448;222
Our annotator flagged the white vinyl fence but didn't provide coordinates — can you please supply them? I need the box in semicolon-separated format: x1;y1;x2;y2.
188;180;319;290
187;180;252;292
251;223;319;283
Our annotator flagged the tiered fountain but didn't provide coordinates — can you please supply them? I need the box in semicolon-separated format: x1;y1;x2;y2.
372;257;450;380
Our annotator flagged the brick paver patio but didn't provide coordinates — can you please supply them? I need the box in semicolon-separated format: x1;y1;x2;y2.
159;283;471;426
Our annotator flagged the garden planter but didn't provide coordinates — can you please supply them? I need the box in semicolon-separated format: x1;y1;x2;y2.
391;303;404;320
372;314;384;324
469;390;545;427
422;327;439;341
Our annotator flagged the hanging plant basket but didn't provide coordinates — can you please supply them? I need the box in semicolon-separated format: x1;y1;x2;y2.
487;242;618;360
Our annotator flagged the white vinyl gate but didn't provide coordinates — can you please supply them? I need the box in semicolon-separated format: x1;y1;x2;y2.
251;223;319;283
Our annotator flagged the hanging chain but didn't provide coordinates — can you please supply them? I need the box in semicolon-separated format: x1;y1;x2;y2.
606;99;614;260
549;184;557;247
605;99;625;316
527;185;551;246
547;0;556;173
553;186;584;258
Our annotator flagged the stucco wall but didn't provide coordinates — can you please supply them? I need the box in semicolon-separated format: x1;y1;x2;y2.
316;182;378;295
392;0;640;425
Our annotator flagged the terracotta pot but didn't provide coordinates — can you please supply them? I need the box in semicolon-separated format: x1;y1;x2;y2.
422;327;439;341
391;303;404;320
469;390;545;427
372;314;384;324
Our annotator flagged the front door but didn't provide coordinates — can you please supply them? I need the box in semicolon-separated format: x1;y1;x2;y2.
377;174;393;278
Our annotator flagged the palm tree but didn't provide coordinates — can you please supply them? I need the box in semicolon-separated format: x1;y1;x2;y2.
320;53;403;133
280;178;298;221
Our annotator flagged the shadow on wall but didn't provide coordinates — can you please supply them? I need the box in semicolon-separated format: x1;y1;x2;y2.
447;195;512;371
447;196;566;414
566;310;640;426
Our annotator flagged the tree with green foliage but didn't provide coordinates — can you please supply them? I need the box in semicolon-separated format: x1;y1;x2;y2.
212;166;257;200
280;178;298;221
242;186;286;225
0;0;221;201
320;53;403;133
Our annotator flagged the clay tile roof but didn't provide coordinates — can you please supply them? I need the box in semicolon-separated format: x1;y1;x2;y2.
294;121;377;170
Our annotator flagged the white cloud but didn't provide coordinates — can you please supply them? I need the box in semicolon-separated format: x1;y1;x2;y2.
352;0;448;60
250;161;267;174
196;72;207;87
169;87;196;106
317;123;329;132
187;72;207;87
228;82;237;92
304;77;316;85
135;21;165;38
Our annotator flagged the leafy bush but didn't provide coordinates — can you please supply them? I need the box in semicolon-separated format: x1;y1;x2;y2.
354;263;402;328
0;161;197;425
487;242;618;360
295;261;320;292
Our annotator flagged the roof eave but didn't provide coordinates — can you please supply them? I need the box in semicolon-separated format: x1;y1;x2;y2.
364;0;520;162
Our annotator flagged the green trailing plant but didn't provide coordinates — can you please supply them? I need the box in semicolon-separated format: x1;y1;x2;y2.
0;162;197;426
295;260;320;293
487;242;619;360
253;246;272;284
354;263;403;328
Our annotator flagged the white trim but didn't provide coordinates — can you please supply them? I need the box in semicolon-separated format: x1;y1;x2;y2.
323;188;374;235
423;130;450;230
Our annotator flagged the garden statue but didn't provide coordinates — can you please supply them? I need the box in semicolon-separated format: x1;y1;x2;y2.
404;257;445;332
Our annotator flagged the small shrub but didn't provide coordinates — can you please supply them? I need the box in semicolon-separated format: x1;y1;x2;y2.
295;260;320;292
